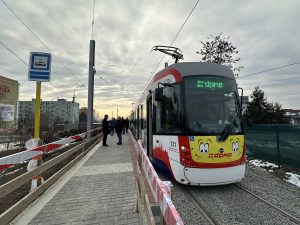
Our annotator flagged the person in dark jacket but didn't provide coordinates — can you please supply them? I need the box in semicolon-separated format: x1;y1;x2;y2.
115;116;123;145
109;118;116;136
102;114;109;146
122;117;126;134
125;117;129;133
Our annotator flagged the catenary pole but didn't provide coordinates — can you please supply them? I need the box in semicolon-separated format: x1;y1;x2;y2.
87;40;95;138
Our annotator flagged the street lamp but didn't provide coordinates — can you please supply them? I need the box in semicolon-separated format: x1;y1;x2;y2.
73;84;85;103
112;104;118;118
72;84;85;128
98;76;110;86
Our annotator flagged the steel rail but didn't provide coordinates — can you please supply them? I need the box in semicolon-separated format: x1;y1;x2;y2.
234;183;300;224
182;187;220;225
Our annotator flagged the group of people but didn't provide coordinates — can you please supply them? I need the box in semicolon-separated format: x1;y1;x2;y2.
102;115;129;147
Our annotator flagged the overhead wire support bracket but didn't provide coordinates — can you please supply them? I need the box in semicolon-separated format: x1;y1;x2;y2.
151;45;184;63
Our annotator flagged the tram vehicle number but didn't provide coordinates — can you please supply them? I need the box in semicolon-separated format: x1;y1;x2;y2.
171;141;176;147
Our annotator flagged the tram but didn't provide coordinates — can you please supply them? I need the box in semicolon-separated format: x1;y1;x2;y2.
131;53;249;185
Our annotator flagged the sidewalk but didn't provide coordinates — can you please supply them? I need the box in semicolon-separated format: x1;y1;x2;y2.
11;133;140;225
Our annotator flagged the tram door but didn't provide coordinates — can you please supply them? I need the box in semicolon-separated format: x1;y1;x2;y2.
146;94;153;156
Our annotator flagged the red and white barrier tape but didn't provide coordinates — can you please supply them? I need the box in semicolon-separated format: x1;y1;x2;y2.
0;128;101;172
134;138;184;225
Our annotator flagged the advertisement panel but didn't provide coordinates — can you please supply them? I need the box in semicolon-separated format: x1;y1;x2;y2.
0;76;19;132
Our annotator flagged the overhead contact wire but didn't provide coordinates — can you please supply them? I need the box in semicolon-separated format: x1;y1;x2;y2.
91;0;96;39
239;61;300;78
152;0;199;76
1;0;83;85
0;41;28;65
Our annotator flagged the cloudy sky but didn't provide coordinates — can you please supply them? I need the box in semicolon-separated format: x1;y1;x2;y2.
1;0;299;119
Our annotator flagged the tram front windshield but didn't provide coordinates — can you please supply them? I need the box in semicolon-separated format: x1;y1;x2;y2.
184;75;242;135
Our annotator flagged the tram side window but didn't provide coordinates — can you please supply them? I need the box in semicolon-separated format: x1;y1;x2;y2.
140;105;144;130
142;104;146;130
140;105;144;140
155;84;183;134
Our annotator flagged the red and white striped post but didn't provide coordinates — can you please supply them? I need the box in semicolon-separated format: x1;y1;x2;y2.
26;138;44;191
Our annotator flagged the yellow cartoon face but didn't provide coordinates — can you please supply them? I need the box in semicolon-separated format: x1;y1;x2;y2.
190;135;244;163
230;137;242;157
193;138;212;159
230;138;240;152
199;139;211;153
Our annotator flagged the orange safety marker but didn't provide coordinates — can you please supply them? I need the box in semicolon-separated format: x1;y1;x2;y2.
27;154;44;191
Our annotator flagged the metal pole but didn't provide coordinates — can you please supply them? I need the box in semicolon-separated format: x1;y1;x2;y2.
34;81;41;139
73;85;84;130
276;125;281;169
72;89;75;127
87;40;95;138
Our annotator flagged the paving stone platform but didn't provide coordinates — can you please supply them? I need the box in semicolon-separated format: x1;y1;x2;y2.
12;133;140;225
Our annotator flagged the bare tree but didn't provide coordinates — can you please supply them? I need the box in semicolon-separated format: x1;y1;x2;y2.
196;34;243;77
15;119;33;150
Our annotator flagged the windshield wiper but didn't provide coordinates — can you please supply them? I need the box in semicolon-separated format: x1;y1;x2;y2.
219;114;236;141
219;91;241;141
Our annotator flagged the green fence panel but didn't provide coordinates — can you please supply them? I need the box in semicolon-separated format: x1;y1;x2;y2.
246;124;300;168
277;125;300;167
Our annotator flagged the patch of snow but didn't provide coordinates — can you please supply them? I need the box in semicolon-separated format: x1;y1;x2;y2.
249;159;300;188
0;142;20;151
249;159;279;169
0;143;9;151
285;172;300;188
0;167;20;177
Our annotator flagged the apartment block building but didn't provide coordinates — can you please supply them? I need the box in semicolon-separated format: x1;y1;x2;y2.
19;98;80;130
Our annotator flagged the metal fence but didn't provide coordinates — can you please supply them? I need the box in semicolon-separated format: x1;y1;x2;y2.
246;124;300;168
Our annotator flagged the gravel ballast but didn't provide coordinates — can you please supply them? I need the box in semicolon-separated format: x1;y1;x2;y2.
159;164;300;225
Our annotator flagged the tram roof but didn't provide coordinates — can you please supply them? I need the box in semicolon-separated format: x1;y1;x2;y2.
135;62;235;106
155;62;235;80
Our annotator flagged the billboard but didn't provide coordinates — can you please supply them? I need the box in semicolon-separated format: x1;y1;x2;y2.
0;76;19;132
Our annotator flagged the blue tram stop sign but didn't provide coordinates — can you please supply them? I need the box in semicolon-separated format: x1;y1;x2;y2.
28;52;52;82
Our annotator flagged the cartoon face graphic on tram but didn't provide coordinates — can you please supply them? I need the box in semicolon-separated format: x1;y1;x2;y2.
190;136;244;163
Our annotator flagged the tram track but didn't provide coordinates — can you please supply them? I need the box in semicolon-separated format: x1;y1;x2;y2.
162;167;300;225
177;183;300;225
234;183;300;224
182;187;220;225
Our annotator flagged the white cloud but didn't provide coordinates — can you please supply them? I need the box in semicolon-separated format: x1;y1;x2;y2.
1;0;300;118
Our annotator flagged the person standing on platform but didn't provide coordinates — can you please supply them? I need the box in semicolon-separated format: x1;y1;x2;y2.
110;118;116;136
115;116;123;145
102;114;109;147
125;117;129;133
122;117;126;134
